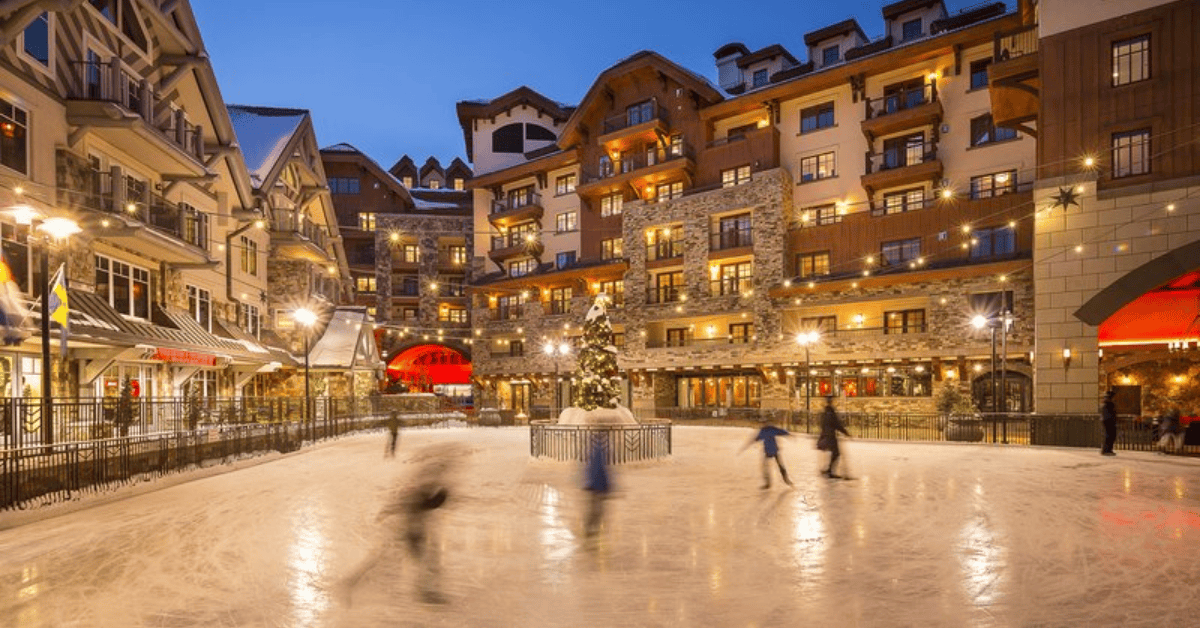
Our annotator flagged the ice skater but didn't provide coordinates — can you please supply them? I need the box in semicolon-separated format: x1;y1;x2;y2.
741;419;793;489
582;437;611;536
1158;408;1185;453
385;412;400;458
817;396;850;478
1100;390;1117;456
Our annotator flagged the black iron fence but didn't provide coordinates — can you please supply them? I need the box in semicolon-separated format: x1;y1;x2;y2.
529;420;672;463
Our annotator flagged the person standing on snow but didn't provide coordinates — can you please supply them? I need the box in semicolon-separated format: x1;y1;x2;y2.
741;419;794;489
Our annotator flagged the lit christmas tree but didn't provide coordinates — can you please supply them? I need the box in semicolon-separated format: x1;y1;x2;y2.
573;294;621;411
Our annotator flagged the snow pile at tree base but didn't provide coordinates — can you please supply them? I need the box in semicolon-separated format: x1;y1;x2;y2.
556;405;638;425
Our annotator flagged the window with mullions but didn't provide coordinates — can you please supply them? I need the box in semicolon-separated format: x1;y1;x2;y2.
800;102;835;133
550;287;572;314
187;285;211;332
969;171;1017;199
356;276;376;293
438;307;467;323
721;165;751;187
601;237;623;260
655;181;683;203
796;251;830;278
822;46;840;66
239;302;260;339
496;294;525;320
508;339;524;357
599;193;623;217
329;177;360;194
716;262;752;295
440;277;465;297
22;12;50;66
598;279;624;306
677;373;762;408
555;174;576;195
970;226;1016;259
95;255;150;318
884;309;926;334
358;212;376;231
555;212;577;233
1112;129;1150;178
509;258;537;277
240;235;258;276
799;152;835;182
447;245;466;265
881;188;925;215
401;244;419;263
626;100;653;126
729;323;753;344
970;114;1018;146
666;327;691;347
881;238;921;266
800;315;837;332
181;203;208;249
969;59;992;90
556;251;576;269
653;271;683;303
1112;34;1149;86
901;18;922;41
969;291;1014;319
752;69;769;87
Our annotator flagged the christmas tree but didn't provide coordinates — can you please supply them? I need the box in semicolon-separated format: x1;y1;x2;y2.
574;295;621;411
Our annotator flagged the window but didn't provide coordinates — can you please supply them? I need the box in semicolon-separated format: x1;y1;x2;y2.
181;203;208;249
971;226;1016;259
716;213;752;249
599;193;623;217
439;306;467;324
881;188;926;215
646;227;682;260
401;176;413;188
1112;34;1150;86
655;181;683;202
526;124;556;141
356;276;376;292
666;328;691;347
555;174;576;195
401;244;419;263
452;178;465;190
125;174;146;208
556;251;576;269
715;262;752;295
752;69;769;87
240;236;258;276
881;78;927;114
969;291;1014;319
822;45;840;66
901;18;922;41
447;245;467;266
970;171;1017;199
881;238;921;266
627;100;654;126
814;205;839;226
555;211;577;233
358;212;376;231
799;152;835;182
509;258;536;277
613;333;625;347
598;279;624;306
427;179;441;189
329;177;360;194
729;323;753;344
677;373;762;408
496;294;525;320
801;315;837;332
882;133;926;169
492;123;524;153
550;287;572;314
970;59;992;90
22;12;50;66
0;98;29;175
239;303;260;339
667;134;684;157
187;285;211;332
970;114;1017;146
396;275;419;296
653;271;684;303
440;276;465;297
800;102;835;133
95;255;150;318
601;237;623;260
885;309;926;334
401;307;418;321
797;251;830;278
509;339;524;357
1112;129;1150;178
722;165;751;187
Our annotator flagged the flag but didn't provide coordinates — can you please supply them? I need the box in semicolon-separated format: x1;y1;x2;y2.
0;250;30;345
48;263;68;328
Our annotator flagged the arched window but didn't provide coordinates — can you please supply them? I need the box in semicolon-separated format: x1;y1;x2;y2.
492;123;524;153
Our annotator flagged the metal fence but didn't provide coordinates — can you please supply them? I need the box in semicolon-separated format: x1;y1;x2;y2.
529;420;672;463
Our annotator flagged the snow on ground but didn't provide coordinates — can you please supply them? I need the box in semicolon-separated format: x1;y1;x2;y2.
0;427;1197;628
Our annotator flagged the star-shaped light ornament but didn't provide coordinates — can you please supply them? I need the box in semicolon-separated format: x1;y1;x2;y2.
1050;186;1081;210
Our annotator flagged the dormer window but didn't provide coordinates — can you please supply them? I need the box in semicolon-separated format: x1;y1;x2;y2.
901;18;922;42
822;45;840;66
752;69;769;88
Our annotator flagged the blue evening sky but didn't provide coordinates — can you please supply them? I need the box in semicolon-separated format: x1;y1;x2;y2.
194;0;1007;171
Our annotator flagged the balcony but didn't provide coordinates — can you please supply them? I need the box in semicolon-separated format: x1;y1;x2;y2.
989;24;1039;132
489;306;523;321
860;142;942;196
65;59;208;176
391;281;420;299
598;100;669;151
710;278;750;297
576;144;695;196
488;191;543;229
702;125;780;178
647;285;683;305
709;228;753;253
861;83;942;142
270;209;333;262
647;336;753;349
646;240;684;263
488;232;543;264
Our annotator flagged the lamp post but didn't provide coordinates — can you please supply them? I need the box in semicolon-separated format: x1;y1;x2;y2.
544;340;571;412
12;208;80;448
295;308;317;430
795;331;820;419
972;314;1001;442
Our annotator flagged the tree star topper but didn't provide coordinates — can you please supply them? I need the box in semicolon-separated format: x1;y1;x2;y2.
1050;186;1081;210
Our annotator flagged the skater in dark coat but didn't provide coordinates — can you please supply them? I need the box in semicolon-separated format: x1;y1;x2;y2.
741;420;794;488
385;412;400;458
1100;390;1117;456
583;438;611;536
817;396;850;478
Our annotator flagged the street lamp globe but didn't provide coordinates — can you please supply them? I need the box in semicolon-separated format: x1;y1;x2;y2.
971;315;988;329
294;308;317;327
558;342;570;356
39;217;82;240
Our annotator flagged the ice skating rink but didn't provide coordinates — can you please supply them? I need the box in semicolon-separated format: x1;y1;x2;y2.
0;426;1197;627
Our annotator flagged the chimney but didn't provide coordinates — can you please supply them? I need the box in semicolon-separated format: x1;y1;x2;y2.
713;43;751;92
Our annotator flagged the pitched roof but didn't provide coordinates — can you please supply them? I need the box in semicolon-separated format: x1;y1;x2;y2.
307;308;383;371
226;105;309;186
804;18;868;46
456;86;575;163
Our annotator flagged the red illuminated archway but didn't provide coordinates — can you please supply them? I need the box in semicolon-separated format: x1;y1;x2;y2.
386;344;472;392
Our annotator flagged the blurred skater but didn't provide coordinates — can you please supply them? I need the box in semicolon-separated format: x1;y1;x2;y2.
1100;390;1117;456
583;438;611;536
817;396;850;478
385;412;400;458
1158;408;1184;453
741;419;793;489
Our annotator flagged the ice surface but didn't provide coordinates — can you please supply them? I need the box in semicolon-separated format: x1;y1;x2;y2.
0;428;1197;627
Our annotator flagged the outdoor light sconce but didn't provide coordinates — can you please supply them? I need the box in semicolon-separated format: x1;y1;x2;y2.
1062;347;1072;367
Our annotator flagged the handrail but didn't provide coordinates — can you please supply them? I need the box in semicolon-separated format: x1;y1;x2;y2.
864;82;937;119
994;24;1037;62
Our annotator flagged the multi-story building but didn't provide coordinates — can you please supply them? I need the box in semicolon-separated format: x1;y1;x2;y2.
0;0;297;412
322;146;473;400
461;1;1040;417
1022;0;1200;415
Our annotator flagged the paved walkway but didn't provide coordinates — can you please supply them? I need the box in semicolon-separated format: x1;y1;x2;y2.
0;427;1197;627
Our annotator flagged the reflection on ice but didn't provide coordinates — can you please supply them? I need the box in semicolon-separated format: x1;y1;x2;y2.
537;484;573;581
286;499;330;627
958;484;1006;607
789;495;826;591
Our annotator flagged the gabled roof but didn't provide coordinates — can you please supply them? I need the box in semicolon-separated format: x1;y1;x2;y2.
713;42;751;59
390;155;417;179
558;51;723;149
226;105;309;187
456;86;575;163
319;143;414;207
882;0;944;20
419;157;444;180
735;44;799;69
804;18;869;47
445;157;472;180
307;308;384;371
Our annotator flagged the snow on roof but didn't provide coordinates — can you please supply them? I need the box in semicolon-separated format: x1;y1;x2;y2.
227;105;309;187
307;309;382;370
321;143;360;153
412;198;463;210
